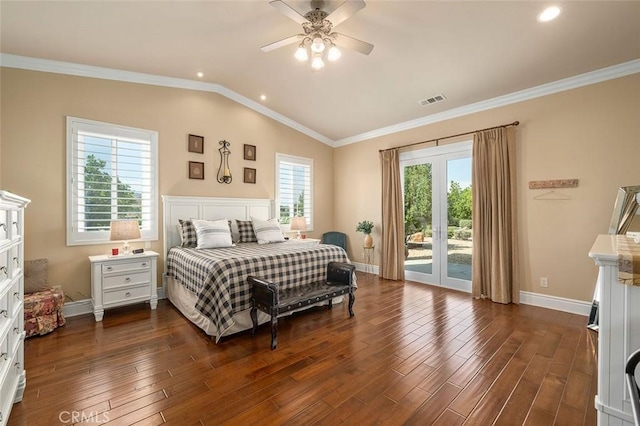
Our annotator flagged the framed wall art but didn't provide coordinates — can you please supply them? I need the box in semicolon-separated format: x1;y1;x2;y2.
243;167;256;184
244;144;256;161
189;161;205;179
188;134;204;154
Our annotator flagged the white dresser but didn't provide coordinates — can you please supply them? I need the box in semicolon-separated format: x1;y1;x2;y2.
0;191;30;426
89;251;158;321
589;235;640;425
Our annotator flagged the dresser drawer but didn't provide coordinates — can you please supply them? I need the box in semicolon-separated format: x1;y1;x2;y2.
0;333;9;378
9;278;22;320
0;209;7;243
0;250;8;285
0;290;9;331
103;284;150;306
102;259;151;275
103;271;151;290
8;315;23;355
8;245;20;279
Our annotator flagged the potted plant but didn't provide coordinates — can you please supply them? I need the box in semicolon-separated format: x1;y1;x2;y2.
356;220;374;248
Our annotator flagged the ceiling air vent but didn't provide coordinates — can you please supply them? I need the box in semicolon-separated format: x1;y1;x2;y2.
418;94;446;107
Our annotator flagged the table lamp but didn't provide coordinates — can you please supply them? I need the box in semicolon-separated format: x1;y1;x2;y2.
290;216;307;239
110;219;141;255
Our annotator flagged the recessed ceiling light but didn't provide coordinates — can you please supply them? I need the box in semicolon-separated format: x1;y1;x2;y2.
537;5;561;22
196;72;204;78
260;94;267;101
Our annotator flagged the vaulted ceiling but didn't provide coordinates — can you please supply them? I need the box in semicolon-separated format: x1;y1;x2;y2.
1;1;639;145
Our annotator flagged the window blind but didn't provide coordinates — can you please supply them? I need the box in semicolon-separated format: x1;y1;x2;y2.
276;154;313;230
67;117;158;245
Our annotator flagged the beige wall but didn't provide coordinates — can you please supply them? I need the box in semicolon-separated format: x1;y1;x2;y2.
335;74;640;302
2;67;639;304
0;68;334;301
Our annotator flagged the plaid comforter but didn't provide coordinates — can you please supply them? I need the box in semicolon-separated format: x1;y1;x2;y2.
166;241;351;341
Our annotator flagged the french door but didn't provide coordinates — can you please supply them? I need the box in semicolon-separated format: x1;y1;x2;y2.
400;141;472;292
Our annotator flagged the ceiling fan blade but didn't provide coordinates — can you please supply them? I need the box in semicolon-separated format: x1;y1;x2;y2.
269;0;309;25
334;33;374;55
326;0;366;27
261;34;303;52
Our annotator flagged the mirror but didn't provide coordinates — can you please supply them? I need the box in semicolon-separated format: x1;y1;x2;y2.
608;185;640;235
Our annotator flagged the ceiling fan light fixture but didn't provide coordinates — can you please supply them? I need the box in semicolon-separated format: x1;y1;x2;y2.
294;45;308;61
327;45;341;61
311;37;325;53
311;53;325;70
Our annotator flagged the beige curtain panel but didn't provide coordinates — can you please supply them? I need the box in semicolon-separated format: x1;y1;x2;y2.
379;149;405;280
471;126;519;304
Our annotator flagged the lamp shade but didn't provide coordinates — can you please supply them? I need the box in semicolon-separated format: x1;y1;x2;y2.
290;216;307;231
110;220;141;241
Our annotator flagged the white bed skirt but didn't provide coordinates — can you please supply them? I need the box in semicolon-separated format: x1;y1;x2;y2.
166;276;345;340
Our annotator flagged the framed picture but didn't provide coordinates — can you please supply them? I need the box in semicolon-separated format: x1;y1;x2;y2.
189;161;204;179
188;134;204;154
243;167;256;184
244;144;256;161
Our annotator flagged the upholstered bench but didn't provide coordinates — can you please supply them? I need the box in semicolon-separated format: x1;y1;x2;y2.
24;259;66;337
24;287;66;337
249;261;356;349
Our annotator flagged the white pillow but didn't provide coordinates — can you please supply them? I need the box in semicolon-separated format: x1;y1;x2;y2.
251;217;285;244
192;219;233;249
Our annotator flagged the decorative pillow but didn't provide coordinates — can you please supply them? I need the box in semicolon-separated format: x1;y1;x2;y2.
192;219;234;249
236;220;257;243
251;217;285;244
25;258;49;294
178;219;197;248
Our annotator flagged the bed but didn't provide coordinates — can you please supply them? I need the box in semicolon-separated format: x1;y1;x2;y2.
162;195;353;342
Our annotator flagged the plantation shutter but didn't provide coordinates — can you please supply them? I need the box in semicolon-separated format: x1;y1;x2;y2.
276;153;313;230
67;117;158;245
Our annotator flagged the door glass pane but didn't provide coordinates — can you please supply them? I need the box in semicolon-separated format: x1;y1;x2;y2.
404;163;433;274
446;157;472;280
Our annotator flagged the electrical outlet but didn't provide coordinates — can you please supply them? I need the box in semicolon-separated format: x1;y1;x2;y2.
540;277;549;288
145;241;151;249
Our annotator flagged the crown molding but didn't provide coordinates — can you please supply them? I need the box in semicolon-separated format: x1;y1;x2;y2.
333;59;640;147
0;53;334;147
2;54;638;149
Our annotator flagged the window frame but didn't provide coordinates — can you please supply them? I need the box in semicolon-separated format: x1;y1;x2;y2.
275;153;314;232
66;116;158;246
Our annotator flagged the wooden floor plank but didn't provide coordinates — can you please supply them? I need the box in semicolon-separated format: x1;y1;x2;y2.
7;274;598;425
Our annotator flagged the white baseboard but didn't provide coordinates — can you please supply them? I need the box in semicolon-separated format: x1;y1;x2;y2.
352;261;379;276
63;287;167;318
62;299;93;318
519;291;592;316
62;284;588;319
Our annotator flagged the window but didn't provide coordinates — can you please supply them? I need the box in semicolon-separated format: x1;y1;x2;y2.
66;117;158;245
275;153;313;230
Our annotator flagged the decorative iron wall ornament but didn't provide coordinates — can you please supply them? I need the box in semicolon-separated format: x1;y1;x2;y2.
217;140;232;184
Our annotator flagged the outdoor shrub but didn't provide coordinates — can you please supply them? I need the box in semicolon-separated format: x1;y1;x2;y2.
454;228;472;240
459;219;472;229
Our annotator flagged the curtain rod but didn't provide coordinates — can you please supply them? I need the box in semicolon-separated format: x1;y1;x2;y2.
378;120;520;153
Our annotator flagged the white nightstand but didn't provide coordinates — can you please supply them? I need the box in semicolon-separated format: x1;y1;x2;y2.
298;238;321;243
89;250;159;322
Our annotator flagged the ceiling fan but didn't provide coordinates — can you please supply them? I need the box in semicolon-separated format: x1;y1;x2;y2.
261;0;374;70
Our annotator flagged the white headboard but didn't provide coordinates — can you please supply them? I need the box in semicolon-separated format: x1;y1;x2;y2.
162;195;275;256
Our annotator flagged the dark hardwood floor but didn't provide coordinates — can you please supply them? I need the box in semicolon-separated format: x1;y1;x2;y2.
9;273;598;425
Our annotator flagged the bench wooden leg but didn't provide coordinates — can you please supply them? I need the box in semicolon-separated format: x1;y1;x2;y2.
250;307;258;335
270;314;278;350
348;292;355;317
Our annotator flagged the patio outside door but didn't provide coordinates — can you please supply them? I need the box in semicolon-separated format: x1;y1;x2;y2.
400;141;472;292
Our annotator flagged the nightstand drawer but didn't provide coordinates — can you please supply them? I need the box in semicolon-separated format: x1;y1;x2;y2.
102;259;151;275
103;284;150;305
103;271;150;290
